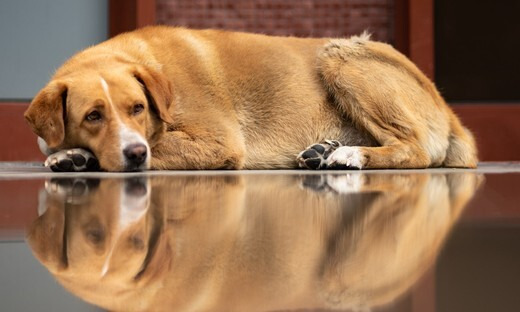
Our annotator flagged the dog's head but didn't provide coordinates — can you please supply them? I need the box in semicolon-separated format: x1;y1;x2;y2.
24;63;174;171
27;177;173;310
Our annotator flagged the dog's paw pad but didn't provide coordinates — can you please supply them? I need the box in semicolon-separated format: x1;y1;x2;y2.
297;140;342;170
309;144;325;154
327;146;365;170
299;175;329;192
297;149;326;169
45;149;100;172
44;178;100;204
71;153;87;166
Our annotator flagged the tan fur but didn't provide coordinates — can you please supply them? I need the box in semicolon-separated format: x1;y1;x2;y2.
24;26;477;170
27;172;482;311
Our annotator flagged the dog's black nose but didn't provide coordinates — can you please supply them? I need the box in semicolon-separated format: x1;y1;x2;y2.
123;143;147;166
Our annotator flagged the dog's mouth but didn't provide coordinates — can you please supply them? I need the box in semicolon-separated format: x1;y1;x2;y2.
125;177;148;197
123;163;147;172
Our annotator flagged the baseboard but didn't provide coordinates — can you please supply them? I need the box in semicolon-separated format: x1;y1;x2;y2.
1;102;519;161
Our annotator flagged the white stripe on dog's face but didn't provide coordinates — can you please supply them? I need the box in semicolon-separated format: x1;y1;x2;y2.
100;78;150;169
100;179;150;277
37;136;53;156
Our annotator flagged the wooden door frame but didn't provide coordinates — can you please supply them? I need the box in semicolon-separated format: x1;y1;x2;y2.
395;0;520;162
394;0;434;79
109;0;156;37
395;1;520;311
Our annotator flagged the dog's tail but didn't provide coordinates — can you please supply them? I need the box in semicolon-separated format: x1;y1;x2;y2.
443;112;478;168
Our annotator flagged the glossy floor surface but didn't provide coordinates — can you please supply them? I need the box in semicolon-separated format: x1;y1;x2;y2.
1;162;520;312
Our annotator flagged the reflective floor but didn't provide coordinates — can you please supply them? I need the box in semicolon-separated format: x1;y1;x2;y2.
1;162;520;312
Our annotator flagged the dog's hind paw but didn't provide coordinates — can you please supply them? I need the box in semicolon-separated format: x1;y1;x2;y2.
299;173;366;194
45;148;100;172
327;146;365;169
297;140;342;169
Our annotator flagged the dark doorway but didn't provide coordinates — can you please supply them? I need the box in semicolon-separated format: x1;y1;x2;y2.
435;0;520;102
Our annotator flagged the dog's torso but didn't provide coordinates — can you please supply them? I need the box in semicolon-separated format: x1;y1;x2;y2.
96;27;374;168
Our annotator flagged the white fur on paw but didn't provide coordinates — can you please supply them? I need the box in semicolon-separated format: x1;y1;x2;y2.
327;146;364;169
326;174;365;193
45;148;99;172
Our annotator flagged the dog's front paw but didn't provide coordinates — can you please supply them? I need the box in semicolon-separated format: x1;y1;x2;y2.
45;148;100;172
297;140;342;169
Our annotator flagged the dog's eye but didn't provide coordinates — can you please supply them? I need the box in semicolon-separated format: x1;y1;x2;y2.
132;104;144;116
85;110;102;122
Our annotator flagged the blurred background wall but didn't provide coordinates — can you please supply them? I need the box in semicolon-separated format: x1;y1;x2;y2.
156;0;394;41
0;0;108;99
0;0;107;161
0;0;518;161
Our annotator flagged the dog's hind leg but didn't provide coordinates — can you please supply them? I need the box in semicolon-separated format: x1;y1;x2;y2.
307;35;476;169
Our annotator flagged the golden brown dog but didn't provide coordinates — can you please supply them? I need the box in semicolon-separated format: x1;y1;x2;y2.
24;26;477;171
27;172;481;311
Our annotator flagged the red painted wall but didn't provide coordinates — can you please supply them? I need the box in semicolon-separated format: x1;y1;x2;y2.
0;103;43;162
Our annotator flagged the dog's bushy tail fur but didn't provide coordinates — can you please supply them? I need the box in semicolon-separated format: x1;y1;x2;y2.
443;114;478;168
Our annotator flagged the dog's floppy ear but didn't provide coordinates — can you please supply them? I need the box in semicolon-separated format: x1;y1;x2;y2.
24;82;67;149
26;195;67;273
133;66;174;124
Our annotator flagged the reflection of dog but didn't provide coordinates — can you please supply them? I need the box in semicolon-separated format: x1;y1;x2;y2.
27;173;481;311
24;27;477;172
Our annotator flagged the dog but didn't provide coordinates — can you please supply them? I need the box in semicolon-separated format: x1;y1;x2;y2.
24;26;478;171
27;172;482;311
